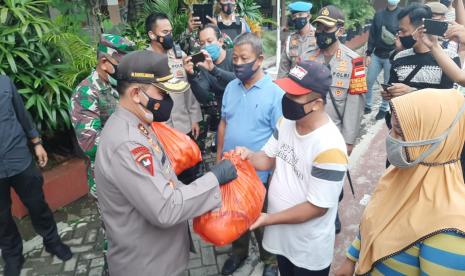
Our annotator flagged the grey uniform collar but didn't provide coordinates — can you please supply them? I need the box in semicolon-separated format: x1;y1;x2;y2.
115;106;148;129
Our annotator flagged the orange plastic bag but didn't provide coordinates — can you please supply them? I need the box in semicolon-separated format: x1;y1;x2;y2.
193;151;266;246
151;122;202;175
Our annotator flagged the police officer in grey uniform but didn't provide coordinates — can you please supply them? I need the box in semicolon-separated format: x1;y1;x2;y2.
278;1;317;78
301;5;367;155
94;50;238;276
301;5;367;234
145;12;203;184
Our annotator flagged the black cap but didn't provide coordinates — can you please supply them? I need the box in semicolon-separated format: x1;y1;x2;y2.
116;50;189;93
274;61;332;99
313;5;345;27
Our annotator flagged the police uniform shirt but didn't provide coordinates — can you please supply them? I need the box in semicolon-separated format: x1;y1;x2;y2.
301;44;367;145
278;26;317;78
147;46;202;134
94;106;221;276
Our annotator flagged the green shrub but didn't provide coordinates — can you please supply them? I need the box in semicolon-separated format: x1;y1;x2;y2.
0;0;73;134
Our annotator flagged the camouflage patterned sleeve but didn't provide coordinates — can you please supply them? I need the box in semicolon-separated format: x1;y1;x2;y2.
178;30;201;55
70;85;102;160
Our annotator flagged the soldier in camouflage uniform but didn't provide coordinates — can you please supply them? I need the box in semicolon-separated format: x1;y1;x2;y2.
179;13;202;55
70;34;136;198
278;1;317;78
69;34;135;275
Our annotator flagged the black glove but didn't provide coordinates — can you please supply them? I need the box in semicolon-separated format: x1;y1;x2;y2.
210;159;238;185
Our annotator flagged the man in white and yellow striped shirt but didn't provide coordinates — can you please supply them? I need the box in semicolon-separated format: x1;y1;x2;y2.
235;61;347;276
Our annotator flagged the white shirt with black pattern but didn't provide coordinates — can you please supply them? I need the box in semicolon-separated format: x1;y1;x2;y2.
261;116;348;271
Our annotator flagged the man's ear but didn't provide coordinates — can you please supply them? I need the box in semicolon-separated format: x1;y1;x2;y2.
252;54;265;69
337;26;345;37
98;57;111;72
148;31;156;40
129;86;142;104
316;98;325;109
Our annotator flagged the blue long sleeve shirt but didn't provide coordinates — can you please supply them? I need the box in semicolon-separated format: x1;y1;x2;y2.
0;75;39;178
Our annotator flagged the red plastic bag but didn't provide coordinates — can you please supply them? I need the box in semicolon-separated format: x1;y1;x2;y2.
151;122;202;175
193;151;266;246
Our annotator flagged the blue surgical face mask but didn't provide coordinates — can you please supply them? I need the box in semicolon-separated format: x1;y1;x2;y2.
388;0;400;6
204;44;221;61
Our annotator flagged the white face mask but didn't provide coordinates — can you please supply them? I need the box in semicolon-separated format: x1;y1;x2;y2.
386;102;465;168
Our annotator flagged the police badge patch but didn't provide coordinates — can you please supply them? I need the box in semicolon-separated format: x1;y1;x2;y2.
131;146;154;176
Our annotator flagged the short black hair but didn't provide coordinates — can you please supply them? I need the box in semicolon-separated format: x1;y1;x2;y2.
116;80;132;95
199;24;222;40
234;32;263;57
398;3;432;28
145;12;169;35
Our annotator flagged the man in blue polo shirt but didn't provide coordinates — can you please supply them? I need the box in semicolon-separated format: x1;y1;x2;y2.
217;32;283;276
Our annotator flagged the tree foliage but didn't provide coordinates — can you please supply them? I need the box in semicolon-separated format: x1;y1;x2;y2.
0;0;73;133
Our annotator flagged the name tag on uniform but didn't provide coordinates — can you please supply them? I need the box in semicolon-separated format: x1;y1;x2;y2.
333;72;351;79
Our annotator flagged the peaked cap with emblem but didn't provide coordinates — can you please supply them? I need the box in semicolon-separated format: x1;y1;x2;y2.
97;34;136;63
313;5;345;27
116;50;190;93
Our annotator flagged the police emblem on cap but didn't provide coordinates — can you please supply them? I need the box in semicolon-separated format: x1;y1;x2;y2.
321;7;330;16
290;66;308;80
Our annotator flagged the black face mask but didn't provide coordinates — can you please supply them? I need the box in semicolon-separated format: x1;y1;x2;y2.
293;17;308;31
221;3;235;15
399;35;416;49
234;59;259;83
156;34;174;50
316;30;338;49
141;90;174;122
282;95;318;121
